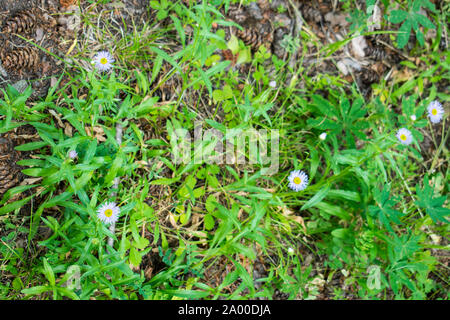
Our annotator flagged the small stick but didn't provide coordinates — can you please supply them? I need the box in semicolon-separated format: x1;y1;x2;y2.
287;0;304;70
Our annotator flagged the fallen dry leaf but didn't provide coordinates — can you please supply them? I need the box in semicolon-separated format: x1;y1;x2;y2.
392;67;415;83
290;215;307;233
367;5;382;32
85;126;106;142
64;123;73;137
48;109;65;128
20;177;43;185
280;206;307;233
351;35;368;59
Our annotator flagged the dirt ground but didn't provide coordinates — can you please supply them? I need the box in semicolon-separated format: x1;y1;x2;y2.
0;0;448;300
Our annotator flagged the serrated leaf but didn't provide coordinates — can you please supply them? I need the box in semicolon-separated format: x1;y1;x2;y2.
397;20;412;49
389;10;408;24
204;214;215;230
415;13;435;29
129;247;142;267
205;195;217;213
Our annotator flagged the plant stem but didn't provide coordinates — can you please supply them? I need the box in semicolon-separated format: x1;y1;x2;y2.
107;122;123;250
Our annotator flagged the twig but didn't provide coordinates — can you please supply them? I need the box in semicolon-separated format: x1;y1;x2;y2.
286;0;303;70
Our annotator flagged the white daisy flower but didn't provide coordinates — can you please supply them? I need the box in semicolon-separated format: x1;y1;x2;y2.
287;247;295;255
288;170;309;192
97;202;120;225
396;128;413;145
319;132;327;140
410;115;416;121
92;51;114;72
68;150;78;159
269;80;277;88
427;100;444;124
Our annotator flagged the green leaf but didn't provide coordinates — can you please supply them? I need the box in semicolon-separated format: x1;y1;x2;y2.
151;177;180;185
14;141;48;151
327;189;361;202
415;13;435;29
397;20;412;49
426;207;450;224
212;85;233;103
56;287;80;300
21;286;51;296
150;47;181;73
313;201;351;221
0;196;33;215
205;195;217;213
369;184;404;232
134;236;150;250
311;95;337;117
0;185;37;205
43;258;56;286
171;15;185;46
301;185;330;210
104;151;124;185
204;214;215;230
164;289;209;299
227;35;239;54
331;228;351;239
309;147;319;181
389;10;408;24
129;247;142;267
415;175;450;223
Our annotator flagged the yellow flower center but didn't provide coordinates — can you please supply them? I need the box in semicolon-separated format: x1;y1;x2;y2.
104;209;113;217
400;134;407;141
293;177;302;185
431;108;437;115
100;57;108;65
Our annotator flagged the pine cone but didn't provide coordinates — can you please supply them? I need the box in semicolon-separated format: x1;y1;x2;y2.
237;28;271;51
0;47;40;72
364;45;388;61
0;137;20;195
359;68;380;85
1;9;40;34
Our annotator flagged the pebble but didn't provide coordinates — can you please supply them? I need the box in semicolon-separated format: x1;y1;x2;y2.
12;80;29;94
35;28;44;42
247;2;263;20
274;14;292;28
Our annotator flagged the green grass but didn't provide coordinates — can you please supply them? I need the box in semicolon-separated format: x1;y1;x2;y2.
0;0;449;300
